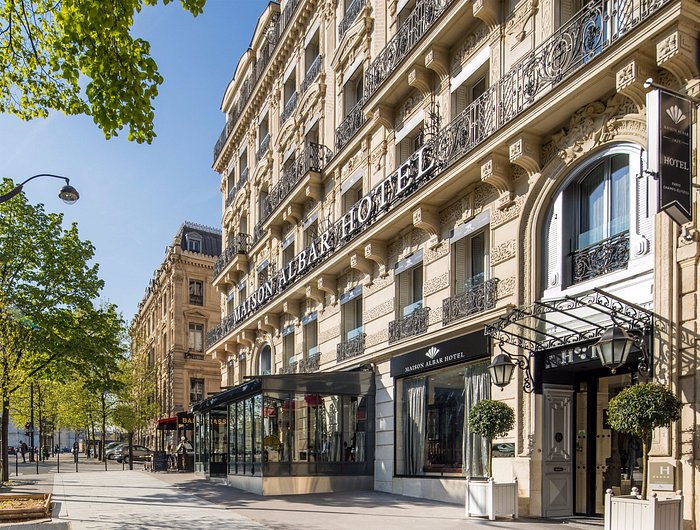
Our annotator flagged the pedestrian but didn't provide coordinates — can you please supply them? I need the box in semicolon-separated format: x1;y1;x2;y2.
19;441;27;463
72;441;79;463
54;444;60;457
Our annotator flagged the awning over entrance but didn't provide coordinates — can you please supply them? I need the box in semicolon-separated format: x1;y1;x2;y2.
192;368;374;413
484;288;654;353
156;416;177;430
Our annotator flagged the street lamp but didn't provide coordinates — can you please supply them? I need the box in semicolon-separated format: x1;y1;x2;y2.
488;341;534;393
0;174;79;205
592;325;636;373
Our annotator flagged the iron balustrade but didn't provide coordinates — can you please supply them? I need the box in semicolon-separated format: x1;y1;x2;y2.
250;222;266;248
225;169;248;208
338;0;367;40
225;184;236;208
300;55;322;95
298;353;320;373
280;91;298;126
260;142;332;224
206;312;236;348
279;363;296;374
442;278;499;325
256;134;270;162
335;101;366;151
571;232;629;284
388;307;430;344
336;334;366;362
364;0;455;101
212;0;303;162
238;167;249;190
212;232;252;280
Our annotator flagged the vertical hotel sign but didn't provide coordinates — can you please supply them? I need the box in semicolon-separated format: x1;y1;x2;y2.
648;89;693;224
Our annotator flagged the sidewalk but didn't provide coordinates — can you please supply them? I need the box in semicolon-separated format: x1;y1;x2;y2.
4;468;582;529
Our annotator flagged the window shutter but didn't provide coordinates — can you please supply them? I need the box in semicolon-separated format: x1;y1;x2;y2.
454;239;467;294
559;0;581;27
343;304;354;340
399;140;411;165
455;85;468;116
398;270;410;316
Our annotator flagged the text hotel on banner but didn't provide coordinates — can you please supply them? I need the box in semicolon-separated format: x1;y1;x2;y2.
647;88;693;225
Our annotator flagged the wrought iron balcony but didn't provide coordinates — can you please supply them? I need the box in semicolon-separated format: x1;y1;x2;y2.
280;91;298;126
206;312;236;348
336;334;365;362
300;55;322;95
212;232;252;280
260;142;332;225
388;307;430;344
256;134;270;162
298;353;320;373
571;232;629;284
338;0;366;40
335;100;365;151
225;169;248;208
212;0;304;163
250;222;266;248
364;0;455;101
442;278;499;326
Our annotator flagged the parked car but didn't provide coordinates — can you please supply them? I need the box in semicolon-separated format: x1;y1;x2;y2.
105;443;126;460
105;441;122;452
116;445;151;464
7;446;16;455
60;447;71;453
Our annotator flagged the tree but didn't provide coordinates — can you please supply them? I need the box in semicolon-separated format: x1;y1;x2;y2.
606;383;683;499
0;180;105;481
0;0;206;143
468;399;515;478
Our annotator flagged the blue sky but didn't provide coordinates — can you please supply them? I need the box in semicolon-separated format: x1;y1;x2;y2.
0;0;268;323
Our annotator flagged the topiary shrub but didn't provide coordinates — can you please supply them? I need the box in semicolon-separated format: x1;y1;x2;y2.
468;399;515;477
606;383;683;499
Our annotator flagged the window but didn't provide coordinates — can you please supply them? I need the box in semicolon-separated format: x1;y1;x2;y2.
283;326;296;366
185;232;202;253
558;0;583;28
396;362;490;476
227;288;235;314
397;264;423;317
282;236;295;268
258;188;269;222
259;345;272;375
453;73;488;118
397;127;424;165
258;262;269;288
342;183;363;215
163;332;168;355
571;154;629;249
189;280;204;306
304;219;318;248
190;378;205;403
259;115;269;148
283;70;296;107
239;149;248;179
452;230;488;294
303;313;318;358
188;323;204;352
397;0;416;26
238;279;247;306
342;294;363;341
343;69;364;118
304;31;320;77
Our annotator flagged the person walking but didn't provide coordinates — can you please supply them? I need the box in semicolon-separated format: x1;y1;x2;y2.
72;441;79;463
19;441;27;463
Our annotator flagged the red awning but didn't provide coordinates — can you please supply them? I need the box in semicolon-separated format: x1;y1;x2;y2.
156;416;177;430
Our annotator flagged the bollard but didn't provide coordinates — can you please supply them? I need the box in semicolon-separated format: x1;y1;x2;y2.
57;450;60;474
15;452;18;476
75;450;78;473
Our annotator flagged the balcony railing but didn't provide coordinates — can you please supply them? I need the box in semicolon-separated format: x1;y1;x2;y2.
212;232;252;280
250;222;266;248
364;0;455;101
260;142;332;224
336;334;366;362
300;55;322;95
571;232;629;284
206;311;236;348
335;100;365;151
279;362;296;374
338;0;367;40
388;307;430;344
212;0;304;163
298;353;320;373
442;278;499;326
256;134;270;162
280;91;298;126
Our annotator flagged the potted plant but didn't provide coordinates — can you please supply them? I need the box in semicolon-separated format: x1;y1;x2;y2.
465;399;517;520
604;382;684;530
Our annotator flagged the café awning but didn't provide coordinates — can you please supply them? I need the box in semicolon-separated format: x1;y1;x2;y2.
156;416;177;430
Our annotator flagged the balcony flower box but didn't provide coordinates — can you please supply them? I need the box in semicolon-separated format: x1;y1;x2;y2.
605;489;683;530
465;478;517;520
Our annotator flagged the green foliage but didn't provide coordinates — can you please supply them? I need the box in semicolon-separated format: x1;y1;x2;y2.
0;0;206;143
468;399;515;441
606;383;682;439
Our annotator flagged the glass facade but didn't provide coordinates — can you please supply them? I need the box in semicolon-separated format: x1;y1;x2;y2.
395;361;490;477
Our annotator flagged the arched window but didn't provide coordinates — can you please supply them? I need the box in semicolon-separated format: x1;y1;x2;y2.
259;345;272;375
543;145;652;293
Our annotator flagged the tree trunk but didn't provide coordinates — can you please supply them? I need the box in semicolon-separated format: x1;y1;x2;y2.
101;393;107;461
128;431;134;471
2;394;9;482
641;434;649;500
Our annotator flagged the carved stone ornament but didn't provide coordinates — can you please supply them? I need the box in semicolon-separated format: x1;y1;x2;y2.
505;0;538;43
491;239;517;265
546;94;645;165
450;22;489;71
656;26;699;83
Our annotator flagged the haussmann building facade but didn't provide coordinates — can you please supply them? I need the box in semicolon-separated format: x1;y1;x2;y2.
197;0;699;526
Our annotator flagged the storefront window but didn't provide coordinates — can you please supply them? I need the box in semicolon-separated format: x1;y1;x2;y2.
396;362;489;476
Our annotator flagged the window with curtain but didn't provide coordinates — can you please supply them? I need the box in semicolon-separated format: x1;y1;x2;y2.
452;229;488;294
396;361;489;476
396;264;423;317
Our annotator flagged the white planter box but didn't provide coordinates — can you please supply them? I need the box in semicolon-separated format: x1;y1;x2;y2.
465;478;518;520
605;488;683;530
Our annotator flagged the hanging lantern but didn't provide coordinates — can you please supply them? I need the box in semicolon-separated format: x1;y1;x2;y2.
488;353;516;389
593;325;635;373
